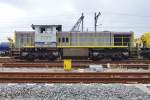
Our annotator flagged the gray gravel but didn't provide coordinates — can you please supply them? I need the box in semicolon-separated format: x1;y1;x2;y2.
0;67;148;72
0;84;149;100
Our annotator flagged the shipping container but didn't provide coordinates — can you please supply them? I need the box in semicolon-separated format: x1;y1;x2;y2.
14;31;35;49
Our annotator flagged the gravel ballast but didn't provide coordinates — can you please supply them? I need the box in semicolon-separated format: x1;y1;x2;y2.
0;67;148;72
0;84;149;100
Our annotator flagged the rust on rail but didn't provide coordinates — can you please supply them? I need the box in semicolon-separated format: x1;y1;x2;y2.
0;77;149;83
0;62;149;69
0;72;150;77
0;72;149;83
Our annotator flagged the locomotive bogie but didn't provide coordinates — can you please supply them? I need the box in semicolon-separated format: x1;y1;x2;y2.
20;47;59;60
89;48;129;61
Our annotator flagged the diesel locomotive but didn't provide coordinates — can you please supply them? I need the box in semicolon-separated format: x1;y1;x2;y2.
13;24;134;61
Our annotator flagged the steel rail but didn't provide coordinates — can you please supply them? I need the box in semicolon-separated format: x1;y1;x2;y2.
1;62;149;69
0;72;150;77
0;77;149;83
1;57;150;63
0;72;149;83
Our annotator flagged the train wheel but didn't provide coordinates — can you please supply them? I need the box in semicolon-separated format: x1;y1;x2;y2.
122;55;128;60
48;54;57;61
26;54;35;61
111;55;120;61
97;54;104;60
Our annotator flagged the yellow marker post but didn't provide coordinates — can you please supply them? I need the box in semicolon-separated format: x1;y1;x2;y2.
64;59;72;71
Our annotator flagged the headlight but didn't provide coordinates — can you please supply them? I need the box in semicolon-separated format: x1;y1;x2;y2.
21;52;28;56
52;52;58;56
122;52;129;56
93;52;99;56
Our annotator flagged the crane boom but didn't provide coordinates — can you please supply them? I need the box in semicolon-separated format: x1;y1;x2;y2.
70;13;84;32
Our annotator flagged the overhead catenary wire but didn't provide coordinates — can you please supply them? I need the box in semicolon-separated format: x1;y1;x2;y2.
0;11;150;22
0;11;149;34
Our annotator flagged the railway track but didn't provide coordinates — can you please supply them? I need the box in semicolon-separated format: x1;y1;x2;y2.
0;57;150;68
1;62;149;69
0;72;149;83
0;57;150;63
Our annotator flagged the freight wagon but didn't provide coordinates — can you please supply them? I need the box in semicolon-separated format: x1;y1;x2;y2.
0;42;10;56
138;32;150;58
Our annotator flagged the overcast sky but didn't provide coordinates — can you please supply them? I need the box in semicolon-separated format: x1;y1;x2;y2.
0;0;150;41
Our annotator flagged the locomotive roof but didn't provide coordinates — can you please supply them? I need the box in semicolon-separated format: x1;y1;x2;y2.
31;24;62;29
58;31;133;34
15;31;35;34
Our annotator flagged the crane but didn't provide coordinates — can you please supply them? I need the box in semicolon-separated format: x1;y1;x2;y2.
70;13;84;32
